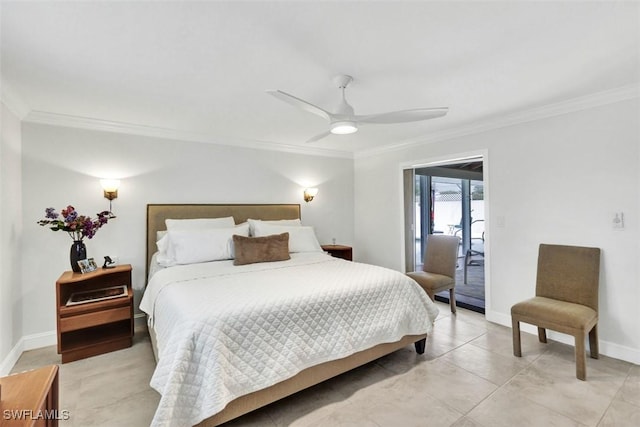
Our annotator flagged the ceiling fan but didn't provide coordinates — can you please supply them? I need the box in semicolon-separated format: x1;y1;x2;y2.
266;75;448;143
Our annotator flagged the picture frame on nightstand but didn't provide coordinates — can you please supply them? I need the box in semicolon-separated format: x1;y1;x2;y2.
77;257;98;273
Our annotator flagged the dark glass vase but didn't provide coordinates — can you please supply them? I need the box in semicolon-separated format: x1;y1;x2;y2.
70;240;87;273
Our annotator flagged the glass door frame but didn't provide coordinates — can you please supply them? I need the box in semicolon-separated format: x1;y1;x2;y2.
401;151;490;315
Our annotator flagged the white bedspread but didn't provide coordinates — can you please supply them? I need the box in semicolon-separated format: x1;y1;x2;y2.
140;252;439;427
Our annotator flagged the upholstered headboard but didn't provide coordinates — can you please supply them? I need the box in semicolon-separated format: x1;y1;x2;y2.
146;203;301;279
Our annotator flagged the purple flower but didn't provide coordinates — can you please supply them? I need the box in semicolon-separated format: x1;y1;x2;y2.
45;207;59;219
61;205;75;219
38;205;112;241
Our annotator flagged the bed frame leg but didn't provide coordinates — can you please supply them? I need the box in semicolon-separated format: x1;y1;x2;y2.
414;338;426;354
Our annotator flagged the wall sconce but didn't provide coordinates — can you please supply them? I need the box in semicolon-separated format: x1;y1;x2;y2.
100;179;120;216
303;188;318;203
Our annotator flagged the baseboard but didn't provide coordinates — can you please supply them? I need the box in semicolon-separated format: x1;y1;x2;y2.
486;309;640;365
134;313;147;328
0;340;24;376
485;309;512;327
0;330;57;376
598;340;640;365
23;330;56;351
0;317;150;376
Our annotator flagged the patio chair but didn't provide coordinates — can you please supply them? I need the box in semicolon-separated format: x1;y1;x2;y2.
511;243;601;380
454;219;484;284
407;234;460;313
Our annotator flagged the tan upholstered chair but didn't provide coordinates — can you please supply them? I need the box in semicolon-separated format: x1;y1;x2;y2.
511;244;601;380
407;234;460;313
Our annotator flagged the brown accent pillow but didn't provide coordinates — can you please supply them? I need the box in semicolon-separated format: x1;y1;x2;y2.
233;233;290;266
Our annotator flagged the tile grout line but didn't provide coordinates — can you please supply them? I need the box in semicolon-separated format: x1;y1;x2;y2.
593;364;634;427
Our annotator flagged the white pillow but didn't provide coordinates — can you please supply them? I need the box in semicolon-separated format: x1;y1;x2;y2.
157;230;167;242
165;216;235;231
156;222;247;252
247;218;301;236
230;223;249;257
157;232;169;255
158;223;250;266
252;223;322;253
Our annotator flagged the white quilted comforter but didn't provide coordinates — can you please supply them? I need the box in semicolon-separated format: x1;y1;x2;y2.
140;252;439;426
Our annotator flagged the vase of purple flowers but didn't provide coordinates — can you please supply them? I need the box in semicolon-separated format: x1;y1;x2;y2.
69;240;87;272
38;206;111;272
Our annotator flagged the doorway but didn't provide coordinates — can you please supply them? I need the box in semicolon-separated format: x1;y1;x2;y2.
406;160;485;313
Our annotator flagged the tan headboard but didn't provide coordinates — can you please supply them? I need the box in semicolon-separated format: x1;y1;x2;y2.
146;203;301;280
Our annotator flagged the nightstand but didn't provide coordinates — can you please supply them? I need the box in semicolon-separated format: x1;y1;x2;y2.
55;264;133;363
321;245;353;261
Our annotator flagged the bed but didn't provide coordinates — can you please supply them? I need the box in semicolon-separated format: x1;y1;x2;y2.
141;204;439;426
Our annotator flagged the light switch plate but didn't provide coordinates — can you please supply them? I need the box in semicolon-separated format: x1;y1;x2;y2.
612;212;625;230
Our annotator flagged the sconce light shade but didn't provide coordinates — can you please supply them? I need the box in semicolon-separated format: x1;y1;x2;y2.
100;179;120;201
304;188;318;203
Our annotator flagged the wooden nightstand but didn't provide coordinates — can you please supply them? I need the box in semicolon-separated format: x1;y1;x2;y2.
55;264;133;363
0;365;59;426
321;245;353;261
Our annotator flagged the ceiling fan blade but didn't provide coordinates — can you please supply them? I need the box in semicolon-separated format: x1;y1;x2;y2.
357;107;448;124
266;90;331;121
306;130;332;143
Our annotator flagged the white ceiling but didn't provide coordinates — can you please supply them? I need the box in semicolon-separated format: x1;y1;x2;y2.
2;1;639;156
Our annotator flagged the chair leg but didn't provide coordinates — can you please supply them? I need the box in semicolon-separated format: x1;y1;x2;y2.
449;288;457;314
537;327;547;343
575;335;587;381
512;318;522;357
463;250;470;284
589;325;599;359
426;290;435;302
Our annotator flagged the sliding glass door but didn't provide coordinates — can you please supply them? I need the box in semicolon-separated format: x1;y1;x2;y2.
409;162;485;312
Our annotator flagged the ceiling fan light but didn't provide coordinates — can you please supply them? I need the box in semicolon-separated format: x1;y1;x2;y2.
330;121;358;135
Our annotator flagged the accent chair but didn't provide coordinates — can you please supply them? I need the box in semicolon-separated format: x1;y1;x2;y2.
407;234;460;314
511;243;601;380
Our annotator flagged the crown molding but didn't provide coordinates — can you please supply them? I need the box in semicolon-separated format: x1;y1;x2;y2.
355;84;640;159
24;111;354;159
0;80;31;119
19;83;639;161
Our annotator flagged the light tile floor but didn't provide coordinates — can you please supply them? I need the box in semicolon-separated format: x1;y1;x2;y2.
11;302;640;426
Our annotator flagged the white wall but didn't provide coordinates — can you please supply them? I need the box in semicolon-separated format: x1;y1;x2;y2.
8;97;640;368
20;123;354;342
0;102;23;373
354;98;640;364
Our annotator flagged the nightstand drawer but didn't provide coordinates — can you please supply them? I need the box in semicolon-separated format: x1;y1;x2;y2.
60;305;130;332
